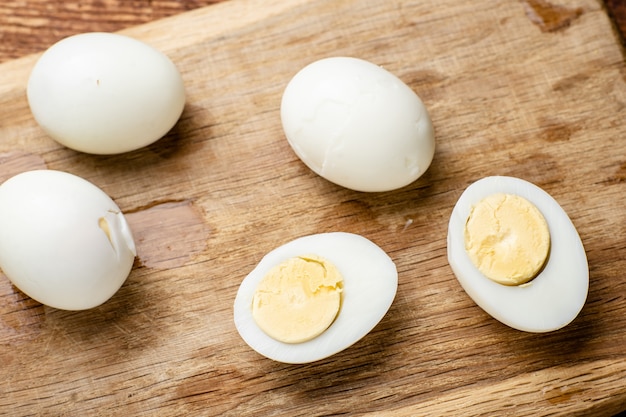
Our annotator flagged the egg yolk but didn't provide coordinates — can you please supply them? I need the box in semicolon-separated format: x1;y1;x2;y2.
251;255;343;344
464;193;550;286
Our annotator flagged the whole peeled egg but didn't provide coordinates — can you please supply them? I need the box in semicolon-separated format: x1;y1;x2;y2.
447;176;588;332
234;232;398;364
27;32;186;154
281;57;435;192
0;170;136;310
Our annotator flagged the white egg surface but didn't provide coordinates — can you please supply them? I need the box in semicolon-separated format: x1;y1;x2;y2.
280;57;435;192
27;32;186;155
0;170;136;310
233;232;398;364
447;176;589;332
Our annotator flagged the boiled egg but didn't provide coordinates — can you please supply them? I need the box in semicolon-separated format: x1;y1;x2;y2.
27;32;186;154
0;170;136;310
233;232;398;363
280;57;435;192
447;176;588;332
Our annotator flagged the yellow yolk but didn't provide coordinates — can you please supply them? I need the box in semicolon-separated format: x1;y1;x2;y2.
251;255;343;343
464;193;550;286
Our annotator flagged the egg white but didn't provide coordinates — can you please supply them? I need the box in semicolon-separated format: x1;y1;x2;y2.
0;170;136;310
233;232;398;364
27;32;185;155
280;57;435;192
447;176;588;332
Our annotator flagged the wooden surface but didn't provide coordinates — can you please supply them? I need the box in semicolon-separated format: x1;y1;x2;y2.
1;0;626;416
606;0;626;43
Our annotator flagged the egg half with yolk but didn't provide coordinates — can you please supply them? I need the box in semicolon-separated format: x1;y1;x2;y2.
233;232;398;363
447;176;588;332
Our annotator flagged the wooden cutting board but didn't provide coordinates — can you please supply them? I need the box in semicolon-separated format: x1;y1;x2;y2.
1;0;626;415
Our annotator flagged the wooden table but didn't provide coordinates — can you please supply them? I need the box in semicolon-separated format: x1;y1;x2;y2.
1;0;626;416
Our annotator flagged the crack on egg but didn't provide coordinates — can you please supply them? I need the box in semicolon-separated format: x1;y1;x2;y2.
98;210;137;259
98;216;113;247
319;99;352;176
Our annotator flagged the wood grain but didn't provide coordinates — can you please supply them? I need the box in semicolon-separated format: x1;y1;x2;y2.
1;0;626;416
605;0;626;43
1;1;625;63
0;1;225;63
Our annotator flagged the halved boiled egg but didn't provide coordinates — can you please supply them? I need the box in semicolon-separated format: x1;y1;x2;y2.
233;232;398;364
447;176;588;332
